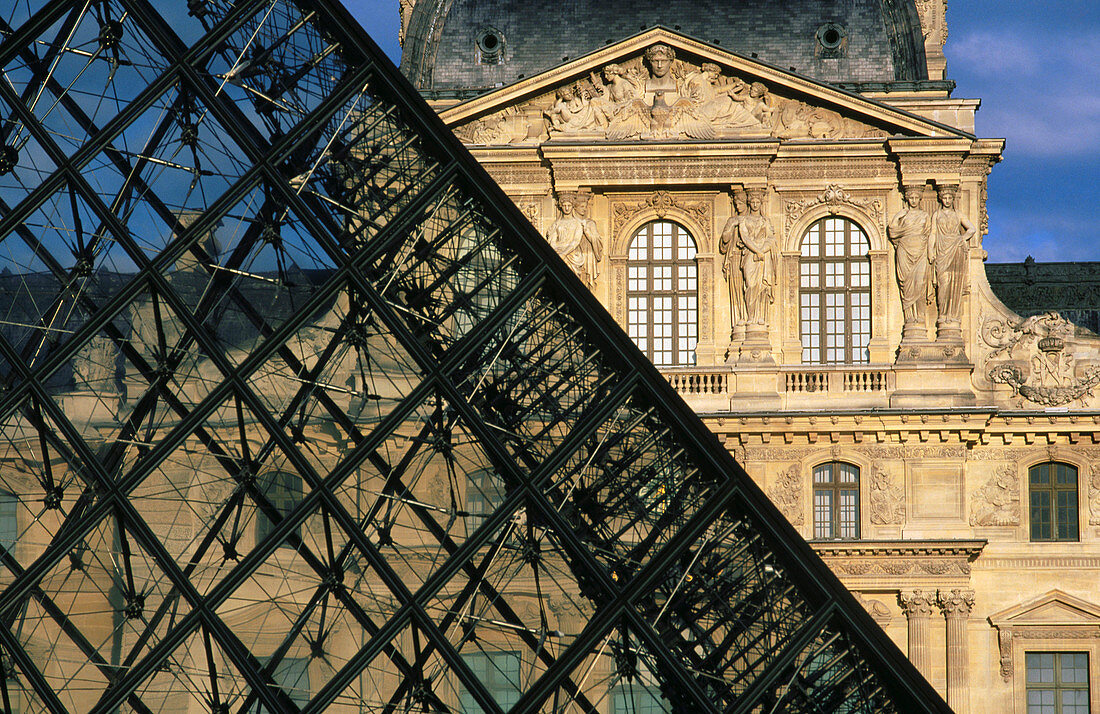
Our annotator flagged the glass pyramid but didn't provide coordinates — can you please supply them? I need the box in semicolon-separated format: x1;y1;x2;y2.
0;1;950;711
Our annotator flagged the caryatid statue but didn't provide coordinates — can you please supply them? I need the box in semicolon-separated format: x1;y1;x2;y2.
887;185;933;341
738;189;779;329
718;189;748;336
545;191;604;289
930;185;976;340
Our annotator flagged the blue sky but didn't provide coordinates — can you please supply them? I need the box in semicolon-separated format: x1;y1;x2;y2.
345;1;1100;264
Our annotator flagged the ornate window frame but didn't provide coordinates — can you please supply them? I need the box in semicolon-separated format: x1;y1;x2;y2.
989;590;1100;713
622;220;700;367
812;460;862;540
794;449;872;541
796;216;872;365
782;201;890;365
1021;451;1087;540
609;202;713;358
1025;459;1078;543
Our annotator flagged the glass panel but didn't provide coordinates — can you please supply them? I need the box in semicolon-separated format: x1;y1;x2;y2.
460;651;522;713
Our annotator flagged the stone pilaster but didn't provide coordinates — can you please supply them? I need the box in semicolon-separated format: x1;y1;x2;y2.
938;588;975;714
898;589;936;681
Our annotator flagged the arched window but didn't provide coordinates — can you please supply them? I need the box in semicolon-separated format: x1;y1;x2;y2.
1029;462;1078;542
799;217;870;364
626;221;698;366
813;462;859;539
257;470;302;548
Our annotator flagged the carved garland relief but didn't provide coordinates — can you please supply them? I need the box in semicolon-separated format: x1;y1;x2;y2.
868;464;905;525
455;44;890;145
980;311;1100;407
767;464;804;525
969;464;1021;527
1090;461;1100;526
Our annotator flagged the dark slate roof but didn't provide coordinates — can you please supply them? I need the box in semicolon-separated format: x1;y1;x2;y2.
402;0;928;96
986;259;1100;334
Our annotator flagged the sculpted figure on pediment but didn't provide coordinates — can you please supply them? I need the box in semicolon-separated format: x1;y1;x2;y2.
888;185;933;341
738;190;779;328
682;64;769;134
516;44;888;143
930;185;976;341
546;191;603;288
545;83;607;135
718;189;748;334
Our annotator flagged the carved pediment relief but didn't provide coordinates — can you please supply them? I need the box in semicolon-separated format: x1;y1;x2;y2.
989;590;1100;682
444;29;958;146
990;590;1100;628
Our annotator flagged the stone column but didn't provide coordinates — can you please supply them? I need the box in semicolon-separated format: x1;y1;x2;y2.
898;590;936;680
938;588;975;714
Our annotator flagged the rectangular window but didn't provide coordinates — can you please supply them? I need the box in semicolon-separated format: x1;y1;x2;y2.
0;492;16;553
1026;652;1089;714
460;651;521;713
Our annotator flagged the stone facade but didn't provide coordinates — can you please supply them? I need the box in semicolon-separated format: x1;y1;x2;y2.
421;19;1100;714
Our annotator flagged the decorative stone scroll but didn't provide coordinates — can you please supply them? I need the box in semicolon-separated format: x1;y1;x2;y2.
454;44;889;145
969;464;1020;527
782;184;884;242
610;191;713;244
767;464;804;525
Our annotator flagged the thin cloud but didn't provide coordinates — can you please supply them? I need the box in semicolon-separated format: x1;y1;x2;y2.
949;32;1042;76
952;28;1100;158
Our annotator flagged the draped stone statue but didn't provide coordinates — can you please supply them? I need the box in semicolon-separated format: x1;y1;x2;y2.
545;192;603;288
738;190;778;328
888;185;933;342
930;185;976;341
718;190;748;336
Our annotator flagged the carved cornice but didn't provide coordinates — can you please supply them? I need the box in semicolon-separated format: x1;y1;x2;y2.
550;156;768;185
480;162;553;187
813;540;985;580
768;158;896;181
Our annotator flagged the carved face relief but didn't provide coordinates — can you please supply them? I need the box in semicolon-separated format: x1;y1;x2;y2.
649;56;671;78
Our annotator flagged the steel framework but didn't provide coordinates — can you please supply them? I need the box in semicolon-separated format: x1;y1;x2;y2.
0;1;951;712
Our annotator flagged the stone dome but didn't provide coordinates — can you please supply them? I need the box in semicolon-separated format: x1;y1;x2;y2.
401;0;928;97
